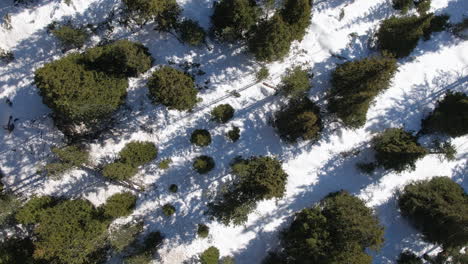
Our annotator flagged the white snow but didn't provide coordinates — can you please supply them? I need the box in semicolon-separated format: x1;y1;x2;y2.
0;0;467;263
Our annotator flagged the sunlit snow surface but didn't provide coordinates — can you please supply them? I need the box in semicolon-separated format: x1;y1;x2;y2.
0;0;467;263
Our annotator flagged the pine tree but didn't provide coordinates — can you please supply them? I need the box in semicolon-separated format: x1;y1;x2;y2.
177;19;206;46
52;25;89;50
211;104;235;123
280;0;312;41
200;246;220;264
211;0;259;42
101;192;137;219
122;0;181;31
279;67;311;98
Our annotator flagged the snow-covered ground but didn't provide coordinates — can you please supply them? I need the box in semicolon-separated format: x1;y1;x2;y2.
0;0;467;263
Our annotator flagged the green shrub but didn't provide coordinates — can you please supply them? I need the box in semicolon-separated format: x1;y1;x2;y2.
415;0;431;15
45;145;89;177
377;15;433;58
209;156;288;225
178;19;206;46
422;92;468;137
0;237;35;264
397;251;423;264
119;141;158;167
122;0;181;31
372;128;427;172
110;221;144;252
193;156;215;174
211;0;259;42
280;0;312;41
0;193;21;227
169;184;178;193
200;246;220;264
211;104;235;123
271;191;384;264
158;158;172;169
15;196;56;225
52;25;89;50
190;129;212;147
392;0;413;13
103;162;138;181
148;66;198;111
423;14;450;40
226;126;240;142
279;67;311;98
256;66;270;81
102;192;137;219
124;253;153;264
328;55;398;128
197;224;209;238
220;256;236;264
162;204;176;216
398;177;468;249
273;98;322;142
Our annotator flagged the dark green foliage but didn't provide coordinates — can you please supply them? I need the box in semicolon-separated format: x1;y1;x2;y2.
249;15;292;62
83;40;153;78
52;25;89;50
423;14;449;40
274;191;384;264
190;129;212;147
422;92;468;137
398;177;468;249
124;253;153;264
200;246;220;264
392;0;413;13
110;221;144;252
377;15;433;58
148;66;198;111
0;193;21;228
431;140;457;161
256;66;269;81
102;192;137;219
15;196;56;225
119;141;158;167
397;251;423;264
211;0;259;42
280;0;312;41
220;256;236;264
197;224;209;238
279;67;311;98
158;158;172;169
211;104;235;123
45;145;89;177
193;155;215;174
122;0;181;31
453;18;468;38
227;126;241;142
0;237;35;264
162;204;176;216
103;162;138;181
328;55;398;128
372;128;427;172
123;231;164;263
169;184;178;193
177;19;206;46
273;98;322;143
356;162;377;174
209;156;288;225
415;0;431;15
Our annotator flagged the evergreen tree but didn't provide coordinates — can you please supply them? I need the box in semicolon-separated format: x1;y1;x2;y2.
15;196;57;225
102;162;138;181
193;155;215;174
279;66;311;98
328;55;398;128
200;246;220;264
162;204;176;216
422;92;468;137
177;19;206;46
397;251;423;264
122;0;181;31
110;221;144;252
45;145;89;177
280;0;312;41
197;224;210;238
211;0;259;42
52;25;89;50
226;126;241;142
371;128;427;172
190;129;212;147
119;141;158;167
377;15;433;58
0;237;35;264
102;192;137;219
398;177;468;249
392;0;413;14
148;66;198;111
211;104;235;123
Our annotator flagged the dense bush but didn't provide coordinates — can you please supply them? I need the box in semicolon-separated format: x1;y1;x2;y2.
256;66;270;81
110;221;144;252
328;55;398;128
422;92;468;137
177;19;206;46
124;231;164;264
162;204;176;216
377;15;433;58
52;25;89;50
200;246;220;264
122;0;181;31
15;195;56;225
190;129;212;147
226;126;241;142
120;141;158;167
211;104;235;123
423;14;450;40
103;162;138;181
280;0;312;41
102;192;137;219
273;98;322;143
158;158;172;169
392;0;413;13
148;66;198;111
398;177;468;249
416;0;431;15
220;256;236;264
169;184;178;193
397;251;423;264
211;0;259;42
279;67;311;98
0;237;35;264
197;224;209;238
124;253;153;264
209;156;288;225
45;145;89;177
267;191;384;264
0;193;21;228
193;155;215;174
371;128;427;172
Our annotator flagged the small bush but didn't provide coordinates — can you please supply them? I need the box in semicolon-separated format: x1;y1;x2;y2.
200;246;220;264
110;221;144;252
162;204;176;216
119;141;158;167
372;128;428;172
0;193;21;227
211;104;235;123
169;184;178;193
397;251;423;264
45;145;89;177
124;253;153;264
103;162;138;181
423;14;449;40
392;0;413;13
415;0;431;15
178;19;206;46
15;196;56;225
190;129;212;147
148;66;198;111
279;67;311;98
52;25;89;50
122;0;181;31
197;224;209;238
0;237;35;264
226;126;240;142
256;67;269;81
158;158;173;169
193;156;215;174
102;192;137;219
211;0;259;42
